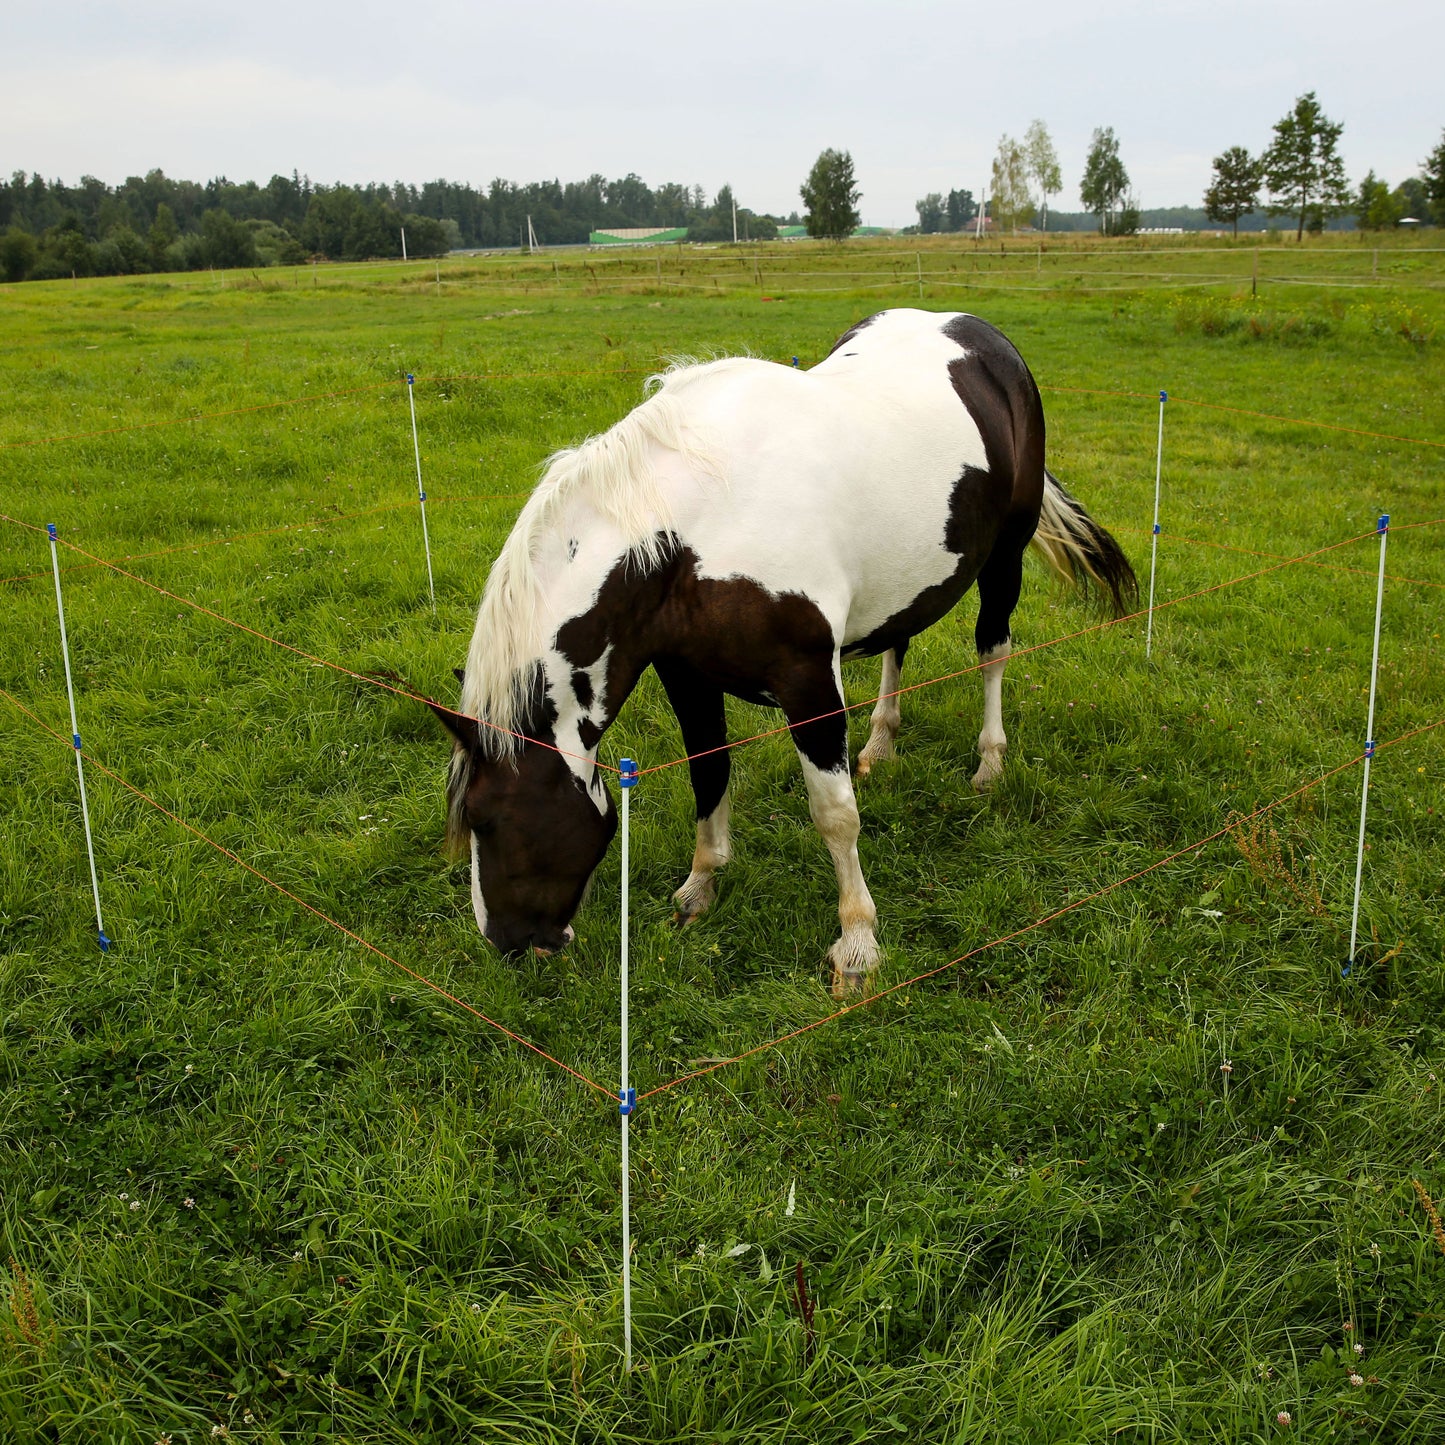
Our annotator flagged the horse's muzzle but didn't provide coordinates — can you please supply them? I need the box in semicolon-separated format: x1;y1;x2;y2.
488;922;575;957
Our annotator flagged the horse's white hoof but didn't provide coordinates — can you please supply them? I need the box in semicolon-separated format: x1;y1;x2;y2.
856;732;895;780
672;871;717;924
972;750;1005;793
827;929;881;998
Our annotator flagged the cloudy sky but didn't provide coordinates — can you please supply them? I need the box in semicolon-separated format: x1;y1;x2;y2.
5;1;1441;226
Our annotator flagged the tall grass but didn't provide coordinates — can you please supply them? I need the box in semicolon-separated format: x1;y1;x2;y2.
2;248;1443;1441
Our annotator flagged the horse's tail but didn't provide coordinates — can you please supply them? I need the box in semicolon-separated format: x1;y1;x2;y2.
1029;470;1138;618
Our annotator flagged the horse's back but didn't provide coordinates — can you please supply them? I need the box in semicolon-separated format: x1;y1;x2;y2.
658;310;1032;646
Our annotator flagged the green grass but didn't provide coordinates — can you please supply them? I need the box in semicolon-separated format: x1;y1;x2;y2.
2;241;1444;1443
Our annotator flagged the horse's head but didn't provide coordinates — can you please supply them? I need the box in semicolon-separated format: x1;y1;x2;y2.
429;696;617;956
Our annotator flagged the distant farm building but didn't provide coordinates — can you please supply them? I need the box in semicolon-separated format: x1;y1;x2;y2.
589;226;689;245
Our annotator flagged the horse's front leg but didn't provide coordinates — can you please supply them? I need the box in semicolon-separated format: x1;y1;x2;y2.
654;658;732;923
783;656;881;998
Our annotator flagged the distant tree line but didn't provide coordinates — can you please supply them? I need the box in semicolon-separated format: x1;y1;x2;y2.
1204;97;1444;237
0;169;786;283
907;105;1443;239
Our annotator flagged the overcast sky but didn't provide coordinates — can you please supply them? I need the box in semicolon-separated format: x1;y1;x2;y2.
5;1;1441;227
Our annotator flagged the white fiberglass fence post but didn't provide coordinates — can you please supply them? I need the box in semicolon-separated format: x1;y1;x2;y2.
1346;513;1389;973
617;757;639;1372
405;373;437;612
47;524;110;952
1145;389;1166;660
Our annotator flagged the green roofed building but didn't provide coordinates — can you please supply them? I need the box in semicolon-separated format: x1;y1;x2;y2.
589;226;689;245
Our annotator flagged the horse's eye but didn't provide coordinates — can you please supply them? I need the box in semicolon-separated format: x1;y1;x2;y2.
470;817;496;839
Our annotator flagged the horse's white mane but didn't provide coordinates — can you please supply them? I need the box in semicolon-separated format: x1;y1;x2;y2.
458;357;746;758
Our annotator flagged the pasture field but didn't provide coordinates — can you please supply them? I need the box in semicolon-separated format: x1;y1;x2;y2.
2;241;1444;1442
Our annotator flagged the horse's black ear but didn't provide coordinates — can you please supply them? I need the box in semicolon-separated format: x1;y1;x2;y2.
453;667;466;684
428;699;480;752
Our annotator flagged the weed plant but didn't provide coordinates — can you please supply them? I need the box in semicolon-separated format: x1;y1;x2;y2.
2;246;1443;1441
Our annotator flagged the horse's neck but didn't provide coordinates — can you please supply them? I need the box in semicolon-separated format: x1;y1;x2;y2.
534;517;659;781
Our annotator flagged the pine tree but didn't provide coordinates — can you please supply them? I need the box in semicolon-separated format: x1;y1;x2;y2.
1203;147;1262;237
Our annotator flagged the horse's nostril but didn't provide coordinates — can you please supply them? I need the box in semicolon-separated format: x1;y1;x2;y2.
563;925;575;944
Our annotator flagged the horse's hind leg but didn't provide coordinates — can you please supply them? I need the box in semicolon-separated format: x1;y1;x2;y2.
973;539;1025;792
655;658;732;922
782;655;881;997
856;643;908;779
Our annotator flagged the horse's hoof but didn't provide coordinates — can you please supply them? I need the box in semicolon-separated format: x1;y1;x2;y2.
856;740;894;780
827;930;881;998
672;874;716;925
972;754;1004;793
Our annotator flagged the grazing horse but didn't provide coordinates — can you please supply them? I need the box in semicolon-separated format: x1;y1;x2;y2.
430;309;1136;995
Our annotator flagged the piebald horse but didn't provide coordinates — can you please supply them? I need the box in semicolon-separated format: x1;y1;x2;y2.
430;309;1136;995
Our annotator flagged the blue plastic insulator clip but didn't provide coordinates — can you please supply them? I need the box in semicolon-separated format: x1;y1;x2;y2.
792;356;800;367
98;931;112;952
418;490;426;502
619;1087;637;1116
47;523;58;541
1152;524;1161;535
72;733;82;751
1377;513;1389;533
619;757;639;789
1159;390;1167;404
1364;739;1376;759
406;372;415;385
1341;961;1352;978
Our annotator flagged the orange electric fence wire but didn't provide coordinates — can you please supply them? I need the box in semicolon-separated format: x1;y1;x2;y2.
0;511;615;774
639;716;1445;1102
2;366;1440;456
6;511;1416;782
636;525;1385;777
1115;522;1445;593
1036;383;1445;451
0;493;529;588
0;381;394;450
1170;394;1445;452
0;367;648;452
0;686;613;1101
